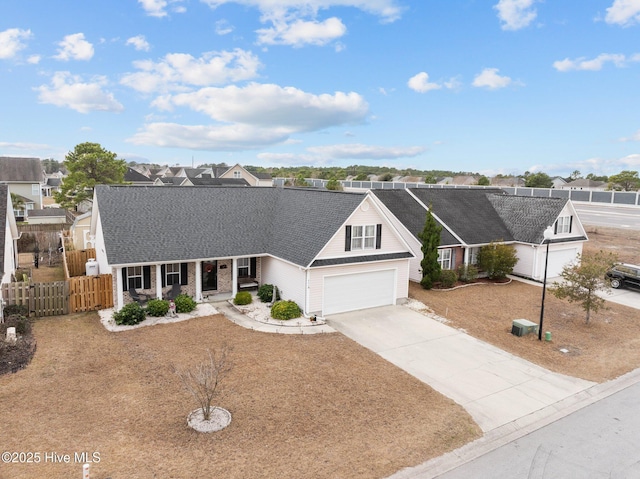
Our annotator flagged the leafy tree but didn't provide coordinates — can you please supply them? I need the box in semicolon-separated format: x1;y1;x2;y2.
477;175;490;186
608;170;640;191
293;174;309;187
354;172;369;181
379;172;394;182
550;251;618;324
586;173;608;182
477;241;518;279
417;205;442;289
10;193;25;212
569;170;582;180
325;177;343;191
41;158;64;174
55;142;126;208
524;172;553;188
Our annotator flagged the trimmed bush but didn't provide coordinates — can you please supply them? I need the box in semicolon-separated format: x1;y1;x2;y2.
113;302;146;325
457;264;479;283
1;314;32;336
233;291;252;305
439;269;458;288
174;294;197;313
3;304;28;317
146;299;170;317
257;284;281;303
271;300;301;320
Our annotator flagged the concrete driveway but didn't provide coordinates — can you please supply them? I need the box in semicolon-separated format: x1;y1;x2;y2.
327;305;595;432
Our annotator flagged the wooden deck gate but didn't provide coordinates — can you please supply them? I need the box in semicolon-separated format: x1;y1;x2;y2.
69;274;114;312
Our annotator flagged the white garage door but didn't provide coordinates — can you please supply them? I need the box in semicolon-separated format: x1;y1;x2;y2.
323;269;395;316
547;248;578;278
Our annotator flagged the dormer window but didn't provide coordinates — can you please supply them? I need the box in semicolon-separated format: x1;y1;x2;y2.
345;224;382;251
555;216;572;234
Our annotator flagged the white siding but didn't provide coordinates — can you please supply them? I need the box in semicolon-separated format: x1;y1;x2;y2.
307;259;409;315
93;210;110;275
316;197;407;260
512;244;532;279
261;256;306;309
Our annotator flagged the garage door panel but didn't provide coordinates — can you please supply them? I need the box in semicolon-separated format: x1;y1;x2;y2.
324;269;395;315
547;249;577;278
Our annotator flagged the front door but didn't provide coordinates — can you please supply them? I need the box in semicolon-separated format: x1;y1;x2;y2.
202;261;218;291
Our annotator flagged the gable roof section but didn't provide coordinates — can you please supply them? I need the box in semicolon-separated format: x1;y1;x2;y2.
95;186;366;268
188;177;250;186
487;195;569;244
408;188;514;245
372;189;458;246
124;167;153;183
0;157;43;182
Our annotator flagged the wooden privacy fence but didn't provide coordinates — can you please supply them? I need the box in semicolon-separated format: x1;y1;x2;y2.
1;274;112;317
64;248;97;278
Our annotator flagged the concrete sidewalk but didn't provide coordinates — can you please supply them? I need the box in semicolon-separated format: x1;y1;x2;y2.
326;305;595;433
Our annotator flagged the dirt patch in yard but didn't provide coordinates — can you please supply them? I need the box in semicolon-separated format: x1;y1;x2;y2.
0;312;480;479
409;225;640;384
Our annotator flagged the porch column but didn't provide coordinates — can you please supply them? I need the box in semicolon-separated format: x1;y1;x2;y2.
232;258;238;297
116;267;124;311
155;264;163;299
195;261;202;302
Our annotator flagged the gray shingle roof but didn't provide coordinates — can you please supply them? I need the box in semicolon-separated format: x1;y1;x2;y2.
188;177;249;186
407;188;514;244
487;195;568;244
0;185;7;274
0;157;43;182
372;189;459;246
124;167;153;183
95;186;366;267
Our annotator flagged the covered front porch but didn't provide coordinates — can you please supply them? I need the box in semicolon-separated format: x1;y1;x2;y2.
114;256;262;311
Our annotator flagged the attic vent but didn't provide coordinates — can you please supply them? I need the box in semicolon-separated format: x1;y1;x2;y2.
360;202;370;212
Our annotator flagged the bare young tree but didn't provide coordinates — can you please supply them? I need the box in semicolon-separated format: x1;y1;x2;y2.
172;345;233;421
550;251;618;324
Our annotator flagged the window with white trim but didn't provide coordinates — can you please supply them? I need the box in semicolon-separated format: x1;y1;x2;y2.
165;263;181;285
233;170;242;178
127;266;143;289
238;258;250;277
438;249;452;270
469;247;480;265
351;225;376;250
556;216;571;234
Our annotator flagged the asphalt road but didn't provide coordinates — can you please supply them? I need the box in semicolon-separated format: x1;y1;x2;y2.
574;202;640;230
434;381;640;479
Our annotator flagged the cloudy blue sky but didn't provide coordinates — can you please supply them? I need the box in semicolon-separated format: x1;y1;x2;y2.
1;0;639;176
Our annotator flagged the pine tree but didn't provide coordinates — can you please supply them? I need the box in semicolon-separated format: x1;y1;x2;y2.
418;205;442;289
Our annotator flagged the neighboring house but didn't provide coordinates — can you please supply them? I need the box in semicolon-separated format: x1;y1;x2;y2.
551;177;567;189
70;211;93;250
219;164;273;186
372;188;587;282
124;167;154;185
91;186;413;315
10;194;35;222
0;157;45;217
43;176;63;197
560;179;607;191
0;185;20;285
26;208;70;225
490;176;526;188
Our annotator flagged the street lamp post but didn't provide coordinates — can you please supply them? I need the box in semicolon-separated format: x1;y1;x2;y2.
538;226;554;341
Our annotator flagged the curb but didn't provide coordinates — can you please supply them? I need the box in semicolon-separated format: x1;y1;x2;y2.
387;367;640;478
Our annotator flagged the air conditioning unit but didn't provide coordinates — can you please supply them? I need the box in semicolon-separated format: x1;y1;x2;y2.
511;319;538;337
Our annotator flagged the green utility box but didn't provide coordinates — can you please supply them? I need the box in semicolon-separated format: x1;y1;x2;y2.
511;319;539;337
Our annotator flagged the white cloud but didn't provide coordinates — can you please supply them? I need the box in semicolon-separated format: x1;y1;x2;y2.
256;16;346;47
36;71;124;113
54;33;94;61
407;72;441;93
160;83;368;131
200;1;403;46
215;20;235;35
27;54;41;64
620;129;640;141
126;35;151;51
605;0;640;26
129;83;369;151
138;0;186;17
494;0;538;30
472;68;512;89
306;143;425;159
553;53;635;71
0;28;32;59
0;141;52;150
121;49;261;93
128;122;290;150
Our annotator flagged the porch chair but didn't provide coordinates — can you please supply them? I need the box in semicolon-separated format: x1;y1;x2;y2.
129;287;150;305
165;283;182;301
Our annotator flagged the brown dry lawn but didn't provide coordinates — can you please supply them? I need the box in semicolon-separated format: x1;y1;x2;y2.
409;225;640;384
0;313;480;479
